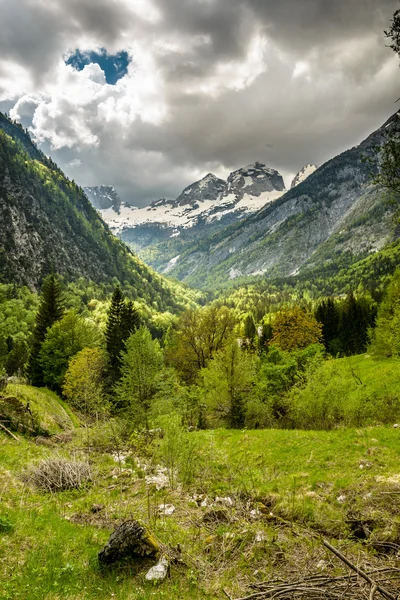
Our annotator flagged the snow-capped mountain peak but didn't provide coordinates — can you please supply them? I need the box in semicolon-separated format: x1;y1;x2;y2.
290;164;318;188
174;172;227;206
227;162;285;197
89;162;286;238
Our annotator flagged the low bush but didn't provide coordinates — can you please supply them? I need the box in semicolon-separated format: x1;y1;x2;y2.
24;457;92;492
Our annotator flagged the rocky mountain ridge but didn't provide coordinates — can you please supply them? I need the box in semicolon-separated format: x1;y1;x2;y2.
92;163;287;252
84;186;121;212
291;164;318;188
161;111;399;288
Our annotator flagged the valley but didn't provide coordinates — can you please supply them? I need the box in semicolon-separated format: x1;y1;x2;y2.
1;3;400;599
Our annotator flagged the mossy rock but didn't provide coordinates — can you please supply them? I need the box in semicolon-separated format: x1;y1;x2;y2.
98;520;159;567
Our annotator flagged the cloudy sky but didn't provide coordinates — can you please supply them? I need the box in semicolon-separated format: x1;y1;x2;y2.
0;0;399;205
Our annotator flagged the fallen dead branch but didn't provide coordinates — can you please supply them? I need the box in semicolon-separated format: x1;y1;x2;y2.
0;421;21;442
323;539;397;600
228;541;400;600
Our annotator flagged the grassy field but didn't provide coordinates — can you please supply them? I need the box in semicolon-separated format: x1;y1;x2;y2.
1;420;400;600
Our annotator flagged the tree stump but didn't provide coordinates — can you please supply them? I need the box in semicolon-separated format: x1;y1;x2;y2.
98;519;159;567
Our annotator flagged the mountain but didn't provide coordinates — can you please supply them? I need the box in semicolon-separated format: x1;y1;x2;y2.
87;162;286;275
84;186;121;212
162;111;399;289
0;113;194;312
91;163;285;253
291;164;318;188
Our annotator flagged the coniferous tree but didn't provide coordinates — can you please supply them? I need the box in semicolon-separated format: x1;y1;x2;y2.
243;313;257;348
28;274;64;386
257;321;273;354
105;286;140;385
315;297;341;355
339;294;376;356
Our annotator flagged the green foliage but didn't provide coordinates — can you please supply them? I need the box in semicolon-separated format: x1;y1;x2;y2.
288;354;400;429
202;340;257;428
385;7;400;58
105;285;140;385
115;327;163;427
5;383;78;434
28;274;65;386
63;347;109;418
154;414;204;489
246;344;324;428
369;268;400;357
38;310;101;391
315;294;377;356
271;306;322;351
166;305;236;383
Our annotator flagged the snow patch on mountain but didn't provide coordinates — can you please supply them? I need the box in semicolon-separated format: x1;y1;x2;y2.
290;164;318;189
95;163;286;236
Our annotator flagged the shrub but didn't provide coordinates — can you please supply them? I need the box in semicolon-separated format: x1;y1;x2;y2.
24;457;92;492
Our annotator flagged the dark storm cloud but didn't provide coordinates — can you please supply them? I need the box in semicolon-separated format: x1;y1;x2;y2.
1;0;399;204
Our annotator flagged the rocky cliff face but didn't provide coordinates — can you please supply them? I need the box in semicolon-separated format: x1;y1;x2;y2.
0;113;186;311
84;186;121;212
163;112;398;289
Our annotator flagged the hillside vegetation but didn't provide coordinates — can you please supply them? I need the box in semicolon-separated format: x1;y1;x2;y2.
1;412;400;599
0;114;200;313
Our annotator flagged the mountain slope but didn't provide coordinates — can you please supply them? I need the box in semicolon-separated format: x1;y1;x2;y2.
84;186;121;212
0;114;195;311
92;164;286;260
291;164;318;188
165;112;399;289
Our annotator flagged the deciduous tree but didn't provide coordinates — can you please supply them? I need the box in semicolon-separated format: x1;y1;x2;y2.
270;306;322;352
202;339;256;428
63;347;108;419
38;310;100;391
115;327;163;428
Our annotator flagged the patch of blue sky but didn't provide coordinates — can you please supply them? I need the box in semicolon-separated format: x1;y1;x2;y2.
66;48;130;85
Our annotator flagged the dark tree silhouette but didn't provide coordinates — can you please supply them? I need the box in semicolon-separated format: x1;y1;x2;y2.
28;274;65;386
105;286;140;386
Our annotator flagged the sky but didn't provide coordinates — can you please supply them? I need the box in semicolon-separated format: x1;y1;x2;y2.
0;0;399;206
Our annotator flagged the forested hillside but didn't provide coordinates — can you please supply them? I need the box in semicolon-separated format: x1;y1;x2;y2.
163;112;399;289
0;114;198;313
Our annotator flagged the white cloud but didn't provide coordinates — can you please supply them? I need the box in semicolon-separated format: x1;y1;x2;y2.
1;0;399;204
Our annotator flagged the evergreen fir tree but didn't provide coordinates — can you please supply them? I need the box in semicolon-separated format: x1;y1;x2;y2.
339;294;376;356
28;274;64;386
105;287;140;385
315;297;341;355
243;314;257;340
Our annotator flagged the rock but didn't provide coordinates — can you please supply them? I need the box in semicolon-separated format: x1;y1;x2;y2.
145;557;169;582
215;496;233;506
249;509;262;520
98;519;159;567
393;424;399;429
145;467;169;490
255;531;265;543
111;452;128;464
158;504;175;516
